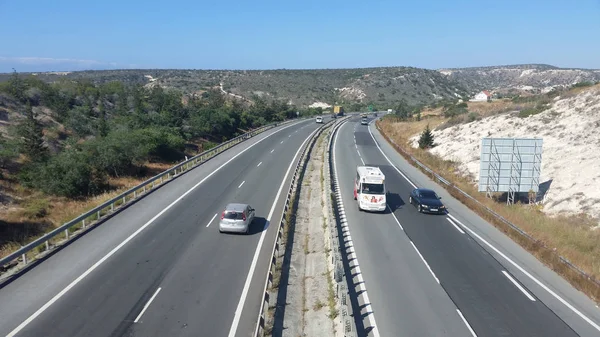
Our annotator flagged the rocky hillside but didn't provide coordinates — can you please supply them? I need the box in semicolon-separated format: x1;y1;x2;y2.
440;64;600;94
411;84;600;223
0;68;471;108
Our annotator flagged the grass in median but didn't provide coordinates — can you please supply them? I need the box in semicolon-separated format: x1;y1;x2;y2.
376;118;600;304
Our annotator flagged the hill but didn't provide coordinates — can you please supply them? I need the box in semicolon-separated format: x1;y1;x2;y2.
0;67;473;108
439;64;600;95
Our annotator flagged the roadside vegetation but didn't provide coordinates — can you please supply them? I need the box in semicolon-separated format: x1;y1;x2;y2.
376;83;600;303
0;71;305;259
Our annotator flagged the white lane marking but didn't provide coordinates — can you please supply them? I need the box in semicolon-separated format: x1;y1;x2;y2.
271;149;274;153
332;121;381;337
288;135;291;137
134;287;162;323
447;217;465;234
206;213;218;227
257;161;262;167
368;120;600;332
280;140;284;144
238;181;245;189
386;205;404;230
448;214;600;332
456;309;478;337
228;126;320;337
409;241;440;284
502;270;536;301
367;125;418;189
359;155;365;165
3;119;308;337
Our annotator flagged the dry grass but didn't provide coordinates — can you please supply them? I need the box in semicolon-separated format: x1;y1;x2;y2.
377;118;600;304
0;162;173;259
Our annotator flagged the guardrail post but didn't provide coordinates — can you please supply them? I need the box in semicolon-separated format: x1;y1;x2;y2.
168;172;170;179
143;185;147;193
22;251;27;265
160;176;163;183
82;219;86;228
64;229;69;240
111;203;114;212
134;190;137;198
97;210;101;219
45;240;49;251
122;196;126;204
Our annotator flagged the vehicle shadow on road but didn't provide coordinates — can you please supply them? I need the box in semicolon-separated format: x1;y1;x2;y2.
384;191;405;214
249;217;268;235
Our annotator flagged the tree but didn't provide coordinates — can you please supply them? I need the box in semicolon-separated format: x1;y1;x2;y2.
396;99;411;119
17;101;48;161
8;69;27;103
418;124;435;149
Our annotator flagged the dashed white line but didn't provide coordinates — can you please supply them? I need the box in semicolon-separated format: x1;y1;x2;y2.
228;126;321;337
368;118;600;333
410;241;440;284
206;213;218;227
502;270;536;301
270;149;274;153
447;217;465;234
288;135;291;138
448;214;600;332
456;309;478;337
280;140;284;144
238;181;245;188
386;205;404;230
3;118;308;337
134;287;162;323
257;161;262;167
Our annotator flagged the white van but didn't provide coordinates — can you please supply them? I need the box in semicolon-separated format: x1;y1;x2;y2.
316;116;323;123
354;166;386;212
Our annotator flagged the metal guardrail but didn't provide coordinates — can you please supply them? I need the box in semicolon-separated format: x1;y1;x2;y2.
374;121;600;289
0;117;306;273
253;116;345;337
325;119;359;337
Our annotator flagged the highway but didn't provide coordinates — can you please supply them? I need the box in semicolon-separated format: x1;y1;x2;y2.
0;117;325;337
332;115;600;337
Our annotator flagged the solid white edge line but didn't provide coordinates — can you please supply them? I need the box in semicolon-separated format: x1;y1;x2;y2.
332;121;381;337
257;162;262;167
502;270;536;301
409;241;440;284
206;213;218;228
4;119;309;337
133;287;162;323
456;309;478;337
369;121;600;332
448;214;600;332
238;181;245;189
227;126;320;337
447;217;465;234
367;124;418;189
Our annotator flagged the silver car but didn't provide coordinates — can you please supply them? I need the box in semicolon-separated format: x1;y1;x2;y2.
218;203;255;234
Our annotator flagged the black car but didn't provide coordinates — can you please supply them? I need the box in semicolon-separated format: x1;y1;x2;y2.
409;188;446;214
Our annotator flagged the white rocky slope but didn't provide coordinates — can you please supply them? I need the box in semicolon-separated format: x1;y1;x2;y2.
411;86;600;222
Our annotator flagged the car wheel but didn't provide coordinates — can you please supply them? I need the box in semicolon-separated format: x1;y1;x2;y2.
409;196;412;205
418;204;422;213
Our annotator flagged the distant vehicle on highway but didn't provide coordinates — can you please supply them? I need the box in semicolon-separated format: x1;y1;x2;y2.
316;116;323;123
360;116;368;125
409;188;446;214
219;203;255;233
354;166;386;212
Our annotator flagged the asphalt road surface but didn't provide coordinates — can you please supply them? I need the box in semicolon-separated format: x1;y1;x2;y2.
332;115;600;337
0;117;327;337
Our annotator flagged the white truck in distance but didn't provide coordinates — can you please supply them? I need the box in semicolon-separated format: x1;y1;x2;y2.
354;166;386;212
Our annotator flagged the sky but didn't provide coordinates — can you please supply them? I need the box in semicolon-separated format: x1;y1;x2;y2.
0;0;599;72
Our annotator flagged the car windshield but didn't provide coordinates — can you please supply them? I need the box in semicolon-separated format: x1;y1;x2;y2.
224;211;244;220
361;183;384;195
419;191;438;199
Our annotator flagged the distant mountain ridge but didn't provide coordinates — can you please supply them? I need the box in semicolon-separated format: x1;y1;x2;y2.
1;64;599;107
438;64;600;94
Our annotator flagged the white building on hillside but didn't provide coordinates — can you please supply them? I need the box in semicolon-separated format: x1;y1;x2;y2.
471;90;492;102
